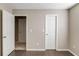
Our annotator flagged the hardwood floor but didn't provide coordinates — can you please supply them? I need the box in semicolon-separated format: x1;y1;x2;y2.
9;50;74;56
15;42;26;50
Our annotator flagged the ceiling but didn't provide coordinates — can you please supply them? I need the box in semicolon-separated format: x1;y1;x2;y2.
0;3;76;9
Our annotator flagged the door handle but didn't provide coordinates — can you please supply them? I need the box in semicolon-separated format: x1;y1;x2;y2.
45;34;48;35
3;36;7;38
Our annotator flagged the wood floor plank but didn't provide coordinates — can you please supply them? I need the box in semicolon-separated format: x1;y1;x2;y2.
9;50;74;56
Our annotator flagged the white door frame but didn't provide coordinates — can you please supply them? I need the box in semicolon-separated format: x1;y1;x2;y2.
14;14;28;50
45;14;58;50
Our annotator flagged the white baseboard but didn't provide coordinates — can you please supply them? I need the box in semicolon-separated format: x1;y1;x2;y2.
56;49;69;51
26;49;45;51
68;49;78;56
56;49;78;56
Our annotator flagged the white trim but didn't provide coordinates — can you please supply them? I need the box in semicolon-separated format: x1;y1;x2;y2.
68;49;78;56
14;14;28;50
55;15;58;50
56;49;69;51
27;49;46;51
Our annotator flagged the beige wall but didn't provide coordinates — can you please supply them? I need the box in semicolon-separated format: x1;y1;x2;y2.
69;4;79;55
13;9;68;50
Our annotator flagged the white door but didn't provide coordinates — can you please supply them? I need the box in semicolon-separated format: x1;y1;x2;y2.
45;15;56;49
2;10;15;56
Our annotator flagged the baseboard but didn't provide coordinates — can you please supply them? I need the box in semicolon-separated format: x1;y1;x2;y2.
68;49;78;56
26;49;46;51
56;49;69;51
56;49;78;56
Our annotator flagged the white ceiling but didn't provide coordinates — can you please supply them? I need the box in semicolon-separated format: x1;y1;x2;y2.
0;3;76;9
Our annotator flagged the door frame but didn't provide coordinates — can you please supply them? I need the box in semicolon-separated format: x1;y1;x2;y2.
0;10;3;56
45;14;58;50
14;14;28;50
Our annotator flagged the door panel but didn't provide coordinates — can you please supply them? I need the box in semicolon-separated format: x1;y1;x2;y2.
3;10;14;56
18;19;26;42
45;15;56;49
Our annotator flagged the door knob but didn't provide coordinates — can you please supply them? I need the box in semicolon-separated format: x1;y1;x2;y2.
45;34;48;35
3;36;7;38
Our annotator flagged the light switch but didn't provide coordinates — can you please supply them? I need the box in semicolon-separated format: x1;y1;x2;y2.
73;45;76;49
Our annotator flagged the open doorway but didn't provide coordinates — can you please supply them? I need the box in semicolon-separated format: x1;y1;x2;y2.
15;16;26;50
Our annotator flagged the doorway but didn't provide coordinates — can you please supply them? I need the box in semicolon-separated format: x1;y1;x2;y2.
15;16;26;50
45;15;57;49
